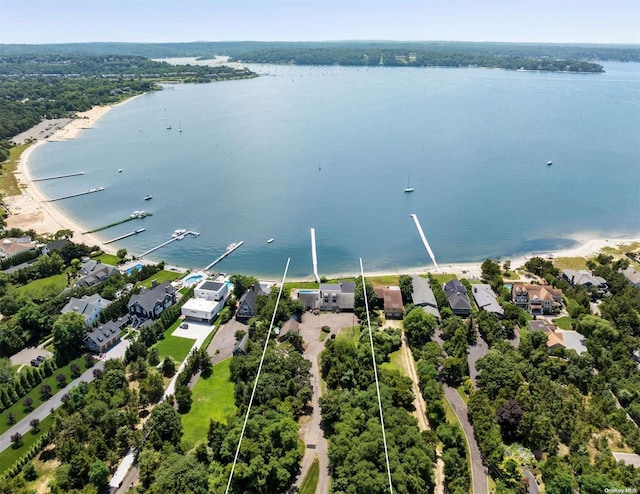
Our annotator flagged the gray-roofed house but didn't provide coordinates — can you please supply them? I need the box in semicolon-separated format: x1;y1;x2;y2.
620;266;640;288
75;259;120;288
232;332;249;356
42;238;71;256
562;269;608;295
379;286;404;319
443;279;471;317
236;282;268;321
528;320;587;355
277;318;300;342
61;294;111;326
83;317;127;353
411;275;441;320
128;282;177;324
318;282;356;311
471;284;504;317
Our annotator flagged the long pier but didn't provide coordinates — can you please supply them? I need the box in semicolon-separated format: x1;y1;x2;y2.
104;229;145;245
204;241;244;270
84;211;152;234
410;213;440;272
310;228;319;282
32;172;84;182
47;187;104;202
138;230;200;258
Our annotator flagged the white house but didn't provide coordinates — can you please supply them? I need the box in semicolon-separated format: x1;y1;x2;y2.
181;279;230;323
61;294;111;326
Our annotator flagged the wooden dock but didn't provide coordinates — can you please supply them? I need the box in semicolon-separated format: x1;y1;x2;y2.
139;230;200;258
204;241;244;270
104;229;146;245
84;211;152;234
410;213;440;272
310;228;319;282
47;187;104;202
32;172;84;182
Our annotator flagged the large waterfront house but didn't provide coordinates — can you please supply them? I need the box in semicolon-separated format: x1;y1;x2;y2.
512;283;562;315
410;275;441;321
0;236;38;260
471;284;504;317
181;279;230;323
128;281;177;325
61;294;111;326
236;282;269;321
83;317;128;353
75;259;119;288
42;238;71;256
443;279;471;317
562;269;608;295
620;266;640;287
374;285;404;319
296;282;356;312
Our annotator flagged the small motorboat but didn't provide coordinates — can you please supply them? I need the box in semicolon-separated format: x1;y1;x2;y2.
144;195;152;200
267;238;275;244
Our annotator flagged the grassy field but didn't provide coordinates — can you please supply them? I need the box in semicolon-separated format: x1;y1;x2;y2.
16;273;67;299
431;273;457;285
140;270;183;288
0;415;54;474
337;325;361;346
90;253;122;265
153;327;195;364
553;257;588;270
299;457;320;494
380;349;405;374
0;357;86;435
181;358;237;450
367;275;400;286
553;316;573;330
0;143;30;196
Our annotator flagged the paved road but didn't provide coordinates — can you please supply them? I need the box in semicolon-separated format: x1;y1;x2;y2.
444;385;489;494
467;330;489;387
523;467;539;494
294;312;354;494
0;359;105;453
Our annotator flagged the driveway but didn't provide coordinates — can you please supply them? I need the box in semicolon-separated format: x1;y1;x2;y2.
294;312;355;494
9;347;53;366
206;318;246;365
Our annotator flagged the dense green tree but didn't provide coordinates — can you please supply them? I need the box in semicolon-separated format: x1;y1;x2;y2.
52;311;86;364
144;401;183;448
404;307;437;347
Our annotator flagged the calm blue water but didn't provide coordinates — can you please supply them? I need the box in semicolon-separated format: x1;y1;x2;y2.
30;62;640;278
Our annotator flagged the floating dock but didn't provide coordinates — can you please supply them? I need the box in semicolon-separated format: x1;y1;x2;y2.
47;187;104;202
138;230;200;258
104;229;146;245
84;211;152;234
310;228;319;282
410;213;440;272
204;241;244;270
32;172;84;182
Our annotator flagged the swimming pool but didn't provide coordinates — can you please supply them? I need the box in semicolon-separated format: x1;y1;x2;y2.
183;274;204;286
298;289;319;294
126;264;143;275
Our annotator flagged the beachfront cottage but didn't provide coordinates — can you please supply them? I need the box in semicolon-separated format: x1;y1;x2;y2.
471;284;504;318
61;294;111;327
128;281;177;325
411;275;441;321
75;259;120;288
181;279;230;323
381;286;404;319
0;237;38;260
511;284;562;315
83;317;128;353
620;266;640;288
236;282;268;321
562;269;608;295
42;238;71;256
443;279;471;317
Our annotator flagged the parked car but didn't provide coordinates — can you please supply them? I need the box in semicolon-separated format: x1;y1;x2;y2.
180;322;188;329
30;359;41;367
36;355;46;363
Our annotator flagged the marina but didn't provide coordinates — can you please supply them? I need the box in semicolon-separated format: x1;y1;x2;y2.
104;228;146;244
83;211;152;234
47;187;104;202
203;241;244;270
138;230;200;258
32;171;84;182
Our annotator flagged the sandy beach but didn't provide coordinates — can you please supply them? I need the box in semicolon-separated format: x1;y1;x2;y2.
3;96;639;278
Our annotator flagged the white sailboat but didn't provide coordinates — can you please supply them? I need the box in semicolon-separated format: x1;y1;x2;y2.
404;175;414;193
166;120;172;130
178;121;182;133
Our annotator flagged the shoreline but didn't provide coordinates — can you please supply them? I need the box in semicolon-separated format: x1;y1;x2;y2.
4;98;639;281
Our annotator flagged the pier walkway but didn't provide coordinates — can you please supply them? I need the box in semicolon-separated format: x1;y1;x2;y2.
32;171;84;182
104;229;146;245
47;187;104;202
310;228;319;282
410;213;440;272
138;230;200;258
204;241;244;270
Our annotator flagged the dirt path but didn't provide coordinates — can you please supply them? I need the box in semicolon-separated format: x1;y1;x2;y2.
401;334;429;431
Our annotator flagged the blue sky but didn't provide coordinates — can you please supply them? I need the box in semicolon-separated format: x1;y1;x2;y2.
0;0;638;45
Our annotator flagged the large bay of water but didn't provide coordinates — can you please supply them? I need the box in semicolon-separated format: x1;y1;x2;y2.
29;62;640;278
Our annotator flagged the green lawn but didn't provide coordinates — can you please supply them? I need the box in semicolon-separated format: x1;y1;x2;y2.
431;273;457;285
553;257;588;270
0;357;85;435
456;386;470;405
1;143;30;196
553;316;573;330
16;274;68;299
90;253;121;266
140;270;183;288
368;275;400;286
153;332;195;364
299;457;320;494
181;358;237;450
380;349;404;374
338;325;361;346
0;415;54;474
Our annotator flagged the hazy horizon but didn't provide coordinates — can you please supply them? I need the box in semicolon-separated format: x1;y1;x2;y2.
1;0;638;46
